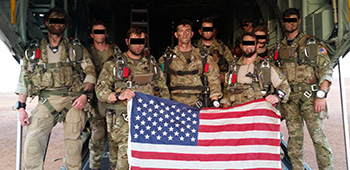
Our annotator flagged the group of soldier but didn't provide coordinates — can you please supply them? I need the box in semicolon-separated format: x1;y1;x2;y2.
15;7;334;170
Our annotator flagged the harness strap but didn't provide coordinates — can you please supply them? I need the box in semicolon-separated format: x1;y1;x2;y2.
42;99;72;123
168;69;199;76
40;89;82;123
169;86;206;91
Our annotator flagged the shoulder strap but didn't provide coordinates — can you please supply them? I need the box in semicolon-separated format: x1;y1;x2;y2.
257;58;272;95
147;55;161;80
304;35;318;66
200;47;208;73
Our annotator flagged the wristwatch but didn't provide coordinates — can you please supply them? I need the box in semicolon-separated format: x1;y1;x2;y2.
316;90;327;99
82;90;91;100
16;101;26;110
115;92;121;102
212;100;220;108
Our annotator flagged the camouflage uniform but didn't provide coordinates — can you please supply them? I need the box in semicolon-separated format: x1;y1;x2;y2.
278;33;334;169
158;46;222;107
221;56;290;106
15;38;96;170
88;44;118;169
95;52;169;170
195;38;235;74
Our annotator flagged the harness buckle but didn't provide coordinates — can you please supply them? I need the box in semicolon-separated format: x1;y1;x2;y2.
261;59;270;68
304;91;312;98
122;113;129;122
311;84;317;91
40;96;47;104
126;81;132;89
195;100;203;109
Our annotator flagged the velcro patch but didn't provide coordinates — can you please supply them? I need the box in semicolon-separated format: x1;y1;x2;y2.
320;47;327;54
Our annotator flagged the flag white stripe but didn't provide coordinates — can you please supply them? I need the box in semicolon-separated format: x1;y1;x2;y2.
201;101;279;115
130;142;279;154
200;116;281;125
130;157;281;169
198;130;280;140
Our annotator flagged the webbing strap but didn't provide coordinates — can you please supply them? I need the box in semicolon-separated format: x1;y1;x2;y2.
36;62;71;69
40;89;82;97
169;86;206;91
168;69;198;76
40;89;81;123
42;99;72;123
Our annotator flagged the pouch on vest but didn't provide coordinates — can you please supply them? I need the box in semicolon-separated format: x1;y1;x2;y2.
132;73;154;85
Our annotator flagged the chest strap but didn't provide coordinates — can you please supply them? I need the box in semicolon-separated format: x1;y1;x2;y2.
168;69;199;76
169;86;206;91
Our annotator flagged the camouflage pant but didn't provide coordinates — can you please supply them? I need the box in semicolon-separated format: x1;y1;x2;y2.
88;113;106;169
281;94;333;170
106;110;129;170
24;95;86;170
88;102;118;169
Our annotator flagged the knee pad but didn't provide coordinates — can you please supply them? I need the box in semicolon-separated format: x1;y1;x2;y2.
26;139;41;155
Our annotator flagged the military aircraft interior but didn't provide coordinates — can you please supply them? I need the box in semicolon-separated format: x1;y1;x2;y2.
1;0;350;169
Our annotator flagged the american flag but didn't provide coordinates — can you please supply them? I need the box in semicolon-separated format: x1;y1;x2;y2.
127;92;281;170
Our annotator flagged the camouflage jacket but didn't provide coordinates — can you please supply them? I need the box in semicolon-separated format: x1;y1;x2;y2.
90;44;118;76
195;38;235;73
221;56;290;106
96;52;170;106
278;33;333;90
158;46;222;106
15;38;96;96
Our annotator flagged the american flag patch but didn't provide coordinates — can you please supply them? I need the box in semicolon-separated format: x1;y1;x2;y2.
320;47;327;54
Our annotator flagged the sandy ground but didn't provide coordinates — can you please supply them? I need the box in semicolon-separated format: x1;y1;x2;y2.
1;78;349;170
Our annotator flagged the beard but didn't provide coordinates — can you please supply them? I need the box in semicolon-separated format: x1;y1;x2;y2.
243;49;256;58
47;25;66;35
128;45;144;56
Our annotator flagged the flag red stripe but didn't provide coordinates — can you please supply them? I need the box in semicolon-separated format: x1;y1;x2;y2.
132;150;280;161
200;109;281;119
197;138;280;146
131;166;281;170
199;123;280;132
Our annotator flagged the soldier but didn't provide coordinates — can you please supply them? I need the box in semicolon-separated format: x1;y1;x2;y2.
88;20;119;170
95;27;169;170
15;8;96;170
158;19;222;108
233;17;254;51
278;8;334;169
253;25;269;58
221;32;290;107
194;17;235;84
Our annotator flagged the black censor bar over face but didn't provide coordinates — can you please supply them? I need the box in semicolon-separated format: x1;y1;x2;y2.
130;38;146;45
242;41;256;46
93;29;106;34
202;27;214;32
283;18;298;23
256;35;267;40
49;18;66;24
241;24;249;27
